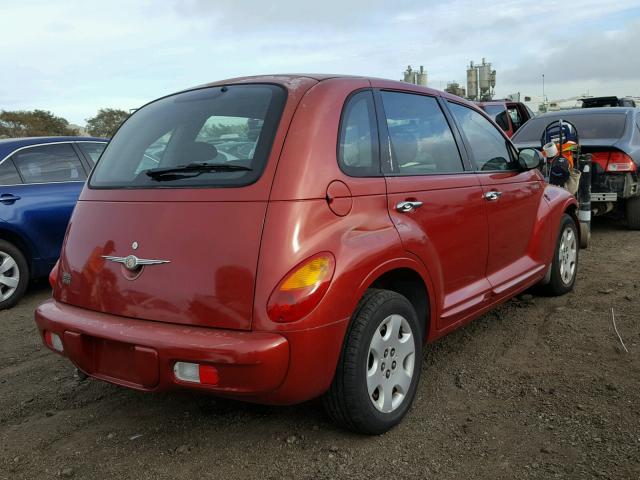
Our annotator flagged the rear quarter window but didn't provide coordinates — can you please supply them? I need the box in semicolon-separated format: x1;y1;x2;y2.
338;90;380;177
0;159;22;185
78;142;107;165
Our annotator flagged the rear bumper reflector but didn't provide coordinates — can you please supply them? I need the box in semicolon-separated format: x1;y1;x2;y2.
174;362;219;385
44;331;64;352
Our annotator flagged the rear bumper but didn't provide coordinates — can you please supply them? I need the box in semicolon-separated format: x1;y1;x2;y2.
35;299;289;398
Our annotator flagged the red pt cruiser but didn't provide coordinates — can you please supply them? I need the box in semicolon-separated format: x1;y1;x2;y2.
36;75;579;434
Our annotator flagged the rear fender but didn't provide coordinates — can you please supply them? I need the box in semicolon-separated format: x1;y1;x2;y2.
355;253;438;341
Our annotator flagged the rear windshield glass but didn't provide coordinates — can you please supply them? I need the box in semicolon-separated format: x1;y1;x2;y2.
90;84;286;188
512;113;627;143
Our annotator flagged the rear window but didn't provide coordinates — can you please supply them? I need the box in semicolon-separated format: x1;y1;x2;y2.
90;84;287;188
512;113;627;143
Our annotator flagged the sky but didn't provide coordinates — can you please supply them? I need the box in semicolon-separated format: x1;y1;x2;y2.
1;0;639;125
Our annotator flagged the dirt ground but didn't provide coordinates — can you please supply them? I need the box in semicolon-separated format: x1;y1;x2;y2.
1;218;638;480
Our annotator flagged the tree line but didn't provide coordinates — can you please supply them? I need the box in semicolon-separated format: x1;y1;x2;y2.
0;108;130;139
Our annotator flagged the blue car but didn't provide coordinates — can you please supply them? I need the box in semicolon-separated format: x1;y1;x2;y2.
0;136;107;308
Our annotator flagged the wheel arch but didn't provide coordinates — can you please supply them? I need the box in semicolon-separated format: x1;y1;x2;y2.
563;202;580;241
0;226;33;270
356;257;436;343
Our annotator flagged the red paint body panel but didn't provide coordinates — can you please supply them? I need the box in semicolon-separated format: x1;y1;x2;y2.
385;174;490;329
35;74;578;406
477;169;546;290
56;200;267;330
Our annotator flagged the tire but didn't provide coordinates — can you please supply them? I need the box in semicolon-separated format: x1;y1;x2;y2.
542;214;578;296
0;240;28;310
323;289;422;435
626;196;640;230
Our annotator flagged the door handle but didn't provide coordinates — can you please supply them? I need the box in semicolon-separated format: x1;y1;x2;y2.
484;191;502;201
396;201;423;213
0;194;21;204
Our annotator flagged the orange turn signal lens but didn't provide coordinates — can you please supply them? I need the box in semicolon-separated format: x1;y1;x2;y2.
267;253;335;323
280;257;333;290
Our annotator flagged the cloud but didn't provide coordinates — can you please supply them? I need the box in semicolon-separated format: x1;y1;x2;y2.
171;0;391;28
502;19;640;84
0;0;638;124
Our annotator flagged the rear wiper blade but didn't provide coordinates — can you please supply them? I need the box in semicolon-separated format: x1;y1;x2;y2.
145;162;252;181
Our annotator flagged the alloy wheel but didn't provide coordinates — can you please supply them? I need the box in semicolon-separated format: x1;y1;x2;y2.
559;226;577;285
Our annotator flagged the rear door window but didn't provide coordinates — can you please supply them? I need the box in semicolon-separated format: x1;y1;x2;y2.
338;90;379;176
381;91;464;175
448;102;516;171
89;84;287;188
12;144;87;183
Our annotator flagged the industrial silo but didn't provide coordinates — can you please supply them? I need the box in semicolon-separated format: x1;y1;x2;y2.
466;61;478;100
403;66;415;84
478;58;492;100
416;66;427;86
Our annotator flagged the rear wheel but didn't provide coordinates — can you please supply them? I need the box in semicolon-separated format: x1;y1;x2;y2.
0;240;29;310
626;196;640;230
323;289;422;434
542;214;578;296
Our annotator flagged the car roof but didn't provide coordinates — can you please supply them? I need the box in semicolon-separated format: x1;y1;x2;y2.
0;136;107;147
188;73;471;105
0;136;108;161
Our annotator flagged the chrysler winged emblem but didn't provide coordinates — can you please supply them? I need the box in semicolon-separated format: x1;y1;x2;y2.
102;254;170;271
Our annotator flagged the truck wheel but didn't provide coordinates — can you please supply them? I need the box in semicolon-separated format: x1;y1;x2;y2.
323;289;422;435
542;214;578;296
626;196;640;230
0;240;29;310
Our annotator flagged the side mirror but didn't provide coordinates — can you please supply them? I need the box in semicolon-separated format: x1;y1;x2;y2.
518;148;543;171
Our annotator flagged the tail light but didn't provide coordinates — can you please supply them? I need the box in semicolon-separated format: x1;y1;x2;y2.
49;260;60;289
267;253;335;323
590;152;609;170
606;152;636;172
590;151;636;172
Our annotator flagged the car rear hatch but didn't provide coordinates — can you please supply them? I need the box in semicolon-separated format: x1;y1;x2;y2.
53;79;316;331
